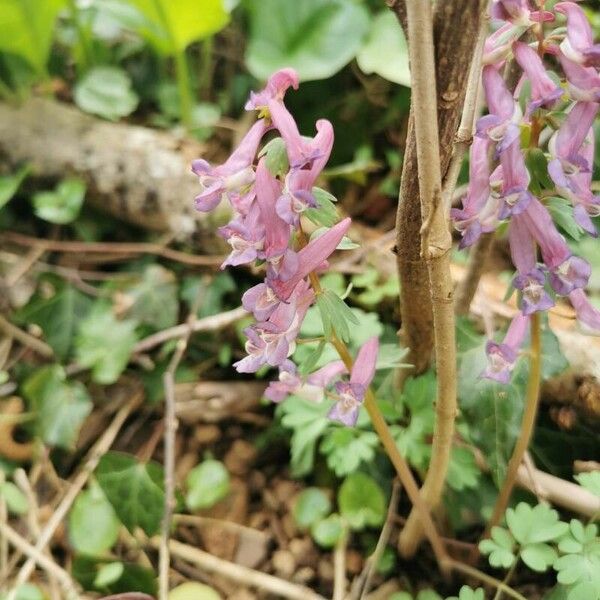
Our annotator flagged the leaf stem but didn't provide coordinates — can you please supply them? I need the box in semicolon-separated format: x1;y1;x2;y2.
483;312;542;537
174;50;193;131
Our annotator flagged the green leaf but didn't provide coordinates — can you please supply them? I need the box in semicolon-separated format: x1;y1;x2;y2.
521;542;558;572
278;396;330;476
506;503;568;545
0;481;28;515
68;484;120;556
22;365;92;449
356;11;410;86
32;178;86;224
168;582;222;600
447;447;480;492
126;0;229;54
74;66;139;121
293;488;332;529
320;428;379;477
185;459;230;511
305;187;339;228
575;472;600;497
0;166;29;210
416;591;443;600
0;584;45;600
123;265;179;330
525;148;554;196
338;472;386;530
16;283;92;360
479;526;517;569
547;197;584;241
259;137;289;178
0;0;66;74
96;452;165;536
310;513;344;548
316;289;359;343
446;587;485;600
75;304;138;384
245;0;369;81
94;562;124;588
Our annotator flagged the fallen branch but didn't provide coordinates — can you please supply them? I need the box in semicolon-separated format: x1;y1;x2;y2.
155;538;328;600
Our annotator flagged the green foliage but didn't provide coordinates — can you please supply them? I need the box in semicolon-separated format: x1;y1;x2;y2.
259;137;290;179
305;187;339;228
338;472;386;530
547;197;585;241
22;365;92;449
389;590;443;600
293;487;332;529
244;0;369;81
554;521;600;600
0;584;45;600
356;11;410;86
351;269;399;307
310;513;344;548
75;304;138;384
96;452;165;536
68;483;120;556
0;481;28;515
16;282;92;360
575;472;600;497
480;526;518;569
125;0;229;54
446;587;485;600
320;428;379;477
0;166;29;210
74;66;139;120
168;582;222;600
316;289;359;343
94;561;124;588
447;447;480;492
185;459;230;510
32;178;86;224
0;0;66;74
122;264;179;330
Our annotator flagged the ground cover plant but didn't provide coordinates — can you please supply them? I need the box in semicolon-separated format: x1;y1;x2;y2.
0;1;599;599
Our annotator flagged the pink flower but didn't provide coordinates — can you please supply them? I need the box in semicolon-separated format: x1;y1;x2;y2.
569;289;600;332
555;2;600;68
328;337;379;426
477;66;522;156
483;314;530;383
513;42;563;115
245;68;299;112
193;120;267;212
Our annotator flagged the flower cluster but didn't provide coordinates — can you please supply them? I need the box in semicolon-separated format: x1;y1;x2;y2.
454;0;600;383
192;69;378;426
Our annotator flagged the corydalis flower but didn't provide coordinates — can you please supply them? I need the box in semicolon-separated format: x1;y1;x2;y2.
245;68;299;112
265;360;347;403
483;313;530;383
193;120;267;213
477;66;522;155
555;2;600;68
328;337;379;426
569;289;600;333
513;42;563;115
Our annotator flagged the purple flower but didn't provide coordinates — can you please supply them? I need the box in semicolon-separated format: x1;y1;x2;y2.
193;120;267;212
245;68;299;112
270;218;352;300
276;119;334;226
569;289;600;332
483;314;530;383
555;2;600;68
557;51;600;103
234;281;314;373
328;337;379;427
513;42;563;115
254;158;292;261
477;66;522;156
219;206;264;268
497;140;533;219
265;360;347;403
242;282;280;321
491;0;533;25
548;102;600;235
549;255;591;295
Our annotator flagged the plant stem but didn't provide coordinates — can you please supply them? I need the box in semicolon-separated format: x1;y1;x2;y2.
174;50;193;131
447;559;528;600
67;0;94;72
484;312;542;537
397;0;458;559
493;559;519;600
198;37;214;101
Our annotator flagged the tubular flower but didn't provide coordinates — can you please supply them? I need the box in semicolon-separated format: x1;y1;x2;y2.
245;68;299;112
483;314;530;383
555;2;600;68
328;337;379;427
477;66;522;156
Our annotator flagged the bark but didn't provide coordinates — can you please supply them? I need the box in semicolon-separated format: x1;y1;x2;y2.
0;97;224;236
389;0;488;375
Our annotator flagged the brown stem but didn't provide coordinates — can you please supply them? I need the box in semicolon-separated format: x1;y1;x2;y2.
390;0;488;381
484;312;542;536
